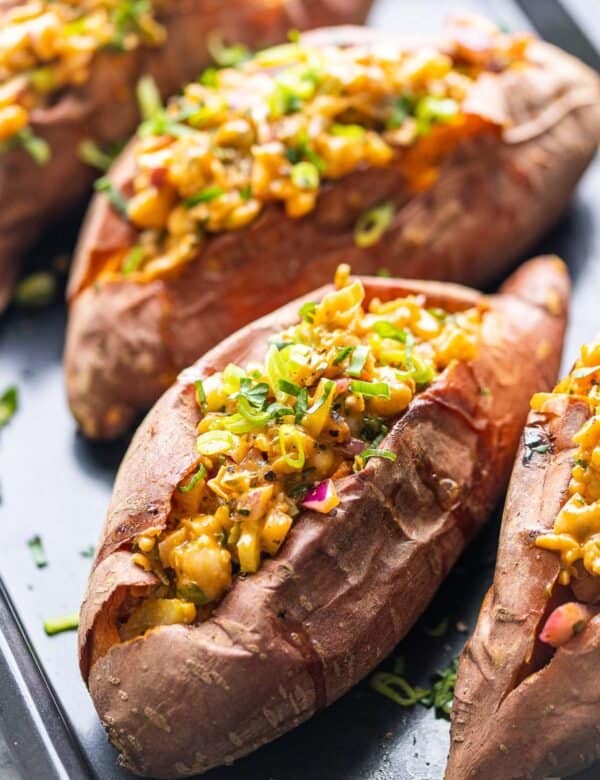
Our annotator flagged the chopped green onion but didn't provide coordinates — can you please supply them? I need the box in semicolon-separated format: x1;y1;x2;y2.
425;617;449;638
347;345;370;377
28;535;47;568
333;346;353;365
278;379;302;397
80;546;95;559
386;95;415;129
306;380;334;416
420;658;458;718
240;183;252;201
194;380;207;411
178;464;207;493
291;161;319;190
354;201;394;248
183;186;224;208
350;380;390;399
373;321;408;343
299;301;317;323
136;75;163;121
199;66;218;87
94;177;129;217
278;424;305;470
14;271;56;308
330;123;365;138
122;246;144;275
235;379;270;409
177;583;208;605
287;29;301;42
44;613;79;636
370;671;429;707
416;96;459;124
256;42;301;68
17;128;50;165
0;386;18;428
294;388;308;423
196;430;239;456
362;448;397;462
78;140;115;171
376;268;392;277
207;33;250;67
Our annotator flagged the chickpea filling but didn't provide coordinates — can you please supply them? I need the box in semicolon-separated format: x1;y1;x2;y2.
101;17;530;281
0;0;166;154
121;264;482;639
535;338;600;584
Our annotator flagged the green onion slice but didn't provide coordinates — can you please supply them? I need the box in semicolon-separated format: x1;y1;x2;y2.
350;380;391;399
354;201;394;248
178;464;207;493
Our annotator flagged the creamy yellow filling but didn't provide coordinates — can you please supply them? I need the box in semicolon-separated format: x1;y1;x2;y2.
122;265;482;638
105;17;530;281
535;339;600;584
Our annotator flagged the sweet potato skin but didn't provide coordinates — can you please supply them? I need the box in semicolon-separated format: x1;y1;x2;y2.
0;0;373;311
64;29;600;439
446;392;600;779
79;257;568;778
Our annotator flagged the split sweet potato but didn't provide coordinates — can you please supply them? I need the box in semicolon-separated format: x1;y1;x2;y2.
79;256;568;778
447;336;600;780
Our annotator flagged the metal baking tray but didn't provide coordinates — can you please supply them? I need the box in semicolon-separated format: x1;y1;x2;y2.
0;1;598;778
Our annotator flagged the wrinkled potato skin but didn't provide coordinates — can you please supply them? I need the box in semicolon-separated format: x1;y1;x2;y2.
0;0;374;311
446;396;600;779
79;257;568;778
64;26;600;439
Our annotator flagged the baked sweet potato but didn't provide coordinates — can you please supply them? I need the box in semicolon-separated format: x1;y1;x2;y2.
79;256;568;778
64;16;599;440
447;337;600;780
0;0;373;311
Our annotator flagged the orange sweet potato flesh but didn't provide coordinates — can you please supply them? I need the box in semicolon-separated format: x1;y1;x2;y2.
0;0;373;311
79;256;568;778
446;392;600;778
64;26;600;440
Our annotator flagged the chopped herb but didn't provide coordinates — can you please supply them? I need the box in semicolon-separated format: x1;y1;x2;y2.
386;94;416;129
78;140;118;171
333;346;353;365
0;386;18;428
207;33;250;68
183;186;224;208
199;66;219;87
291;161;319;190
575;458;589;468
415;96;459;136
16;128;51;165
287;29;301;42
360;416;388;445
350;380;391;399
80;546;95;559
177;583;208;606
235;378;270;409
14;271;56;308
28;535;48;568
268;338;294;351
178;464;207;493
122;246;144;275
278;379;302;398
421;658;458;718
294;388;309;423
347;345;370;377
240;183;252;201
94;177;129;217
44;613;79;636
306;381;334;416
194;380;207;411
354;201;394;248
299;301;317;323
136;75;163;121
523;428;551;462
376;268;392;278
373;321;409;343
362;448;397;462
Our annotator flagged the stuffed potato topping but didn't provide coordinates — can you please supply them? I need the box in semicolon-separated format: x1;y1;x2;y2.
65;15;600;439
0;0;374;309
447;337;600;780
80;255;568;778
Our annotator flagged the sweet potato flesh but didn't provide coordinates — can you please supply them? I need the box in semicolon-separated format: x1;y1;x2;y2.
118;264;482;640
535;338;600;587
0;1;165;149
95;17;530;282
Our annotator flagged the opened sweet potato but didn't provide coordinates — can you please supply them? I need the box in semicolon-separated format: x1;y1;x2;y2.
79;256;568;778
64;16;599;440
0;0;372;311
447;336;600;780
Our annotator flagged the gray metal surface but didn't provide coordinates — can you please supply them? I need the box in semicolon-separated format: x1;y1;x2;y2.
0;1;598;778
